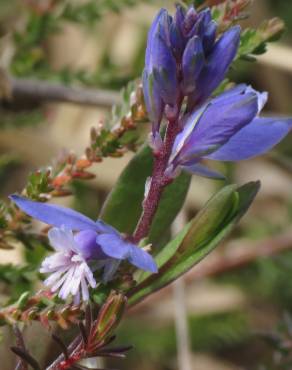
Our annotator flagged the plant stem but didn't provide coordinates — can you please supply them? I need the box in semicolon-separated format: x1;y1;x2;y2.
8;77;120;108
133;116;181;243
46;336;81;370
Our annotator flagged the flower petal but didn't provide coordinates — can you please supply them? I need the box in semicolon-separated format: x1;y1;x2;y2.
70;264;84;296
128;245;158;273
187;8;211;39
81;277;89;301
83;263;97;288
145;9;178;106
48;227;76;252
188;25;241;107
74;230;106;259
203;20;217;54
182;36;205;94
206;117;292;161
50;272;69;292
96;233;131;260
40;253;70;272
145;9;168;69
96;233;157;273
43;267;68;286
169;21;184;58
143;69;163;127
180;162;225;179
10;195;101;231
174;88;259;164
58;266;75;300
170;103;209;164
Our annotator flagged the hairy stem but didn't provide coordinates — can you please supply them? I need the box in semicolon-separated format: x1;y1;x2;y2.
133;116;181;243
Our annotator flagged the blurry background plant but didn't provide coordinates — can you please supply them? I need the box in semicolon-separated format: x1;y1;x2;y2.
0;0;292;369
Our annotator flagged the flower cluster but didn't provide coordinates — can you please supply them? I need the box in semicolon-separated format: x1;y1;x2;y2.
10;195;157;303
143;5;240;131
143;5;292;179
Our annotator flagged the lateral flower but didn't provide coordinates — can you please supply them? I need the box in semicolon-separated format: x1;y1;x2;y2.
143;5;240;130
9;195;158;302
166;85;292;179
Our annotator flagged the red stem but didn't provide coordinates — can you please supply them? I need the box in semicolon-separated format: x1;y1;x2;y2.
133;116;181;243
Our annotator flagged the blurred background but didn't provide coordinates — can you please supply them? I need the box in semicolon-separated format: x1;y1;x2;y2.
1;0;292;369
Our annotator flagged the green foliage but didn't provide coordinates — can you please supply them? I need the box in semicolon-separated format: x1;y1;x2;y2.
11;13;57;77
268;0;292;36
0;264;37;303
117;310;249;361
0;202;8;230
181;0;205;6
61;0;152;27
72;181;101;219
238;18;285;61
214;78;233;96
217;251;292;311
88;81;149;160
0;155;21;199
129;181;260;305
100;145;191;243
0;109;43;129
9;0;152;83
109;81;144;128
25;170;52;200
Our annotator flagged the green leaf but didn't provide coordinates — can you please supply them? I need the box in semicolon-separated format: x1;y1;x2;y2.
100;145;191;243
237;18;285;61
128;181;260;305
100;145;152;234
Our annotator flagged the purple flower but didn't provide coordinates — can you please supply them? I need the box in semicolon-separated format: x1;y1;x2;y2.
40;227;97;303
10;195;158;302
143;5;240;130
166;85;292;179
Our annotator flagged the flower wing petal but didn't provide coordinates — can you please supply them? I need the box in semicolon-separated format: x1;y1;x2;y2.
96;233;131;260
206;117;292;161
180;162;225;179
175;90;259;163
128;245;158;273
10;195;100;231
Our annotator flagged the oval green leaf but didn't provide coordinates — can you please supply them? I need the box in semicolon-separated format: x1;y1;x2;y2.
128;181;260;305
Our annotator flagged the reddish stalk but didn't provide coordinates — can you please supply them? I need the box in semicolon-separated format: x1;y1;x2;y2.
133;111;182;243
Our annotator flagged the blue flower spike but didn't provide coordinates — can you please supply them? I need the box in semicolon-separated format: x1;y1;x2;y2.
143;4;241;131
10;195;158;303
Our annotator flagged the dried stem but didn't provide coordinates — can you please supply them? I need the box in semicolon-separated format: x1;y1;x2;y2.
13;325;28;370
7;77;120;108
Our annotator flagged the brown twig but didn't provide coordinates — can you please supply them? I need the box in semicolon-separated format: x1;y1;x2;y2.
13;325;28;370
5;77;120;108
